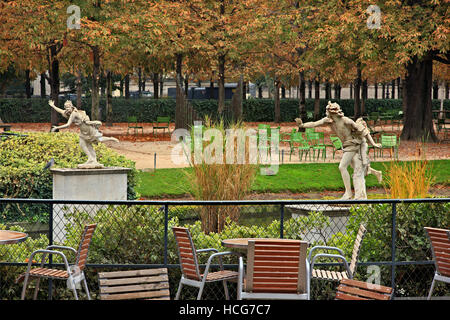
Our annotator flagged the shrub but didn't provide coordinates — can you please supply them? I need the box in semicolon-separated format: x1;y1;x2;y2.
2;97;448;123
0;132;137;223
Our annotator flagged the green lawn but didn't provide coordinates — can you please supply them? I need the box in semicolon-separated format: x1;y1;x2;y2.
136;160;450;198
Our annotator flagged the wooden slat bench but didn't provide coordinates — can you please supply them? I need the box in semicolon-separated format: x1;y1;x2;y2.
98;268;170;300
335;279;393;300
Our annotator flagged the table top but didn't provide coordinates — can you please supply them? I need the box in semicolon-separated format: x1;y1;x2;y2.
222;238;276;250
0;230;28;245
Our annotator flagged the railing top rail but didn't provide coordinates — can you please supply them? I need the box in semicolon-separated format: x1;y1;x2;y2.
0;198;448;205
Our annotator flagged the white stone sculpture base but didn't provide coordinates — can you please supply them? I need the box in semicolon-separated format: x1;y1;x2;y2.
51;167;131;242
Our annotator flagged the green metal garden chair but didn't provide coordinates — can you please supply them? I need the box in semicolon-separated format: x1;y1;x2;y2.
379;133;400;158
309;131;326;161
127;116;144;135
330;136;343;159
290;132;311;161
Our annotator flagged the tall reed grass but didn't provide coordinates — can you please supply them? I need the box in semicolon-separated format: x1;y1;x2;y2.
186;118;257;233
383;143;435;199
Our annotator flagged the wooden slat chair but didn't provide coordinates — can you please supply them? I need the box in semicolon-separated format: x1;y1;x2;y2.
237;239;310;300
335;279;393;300
309;224;367;282
98;268;170;300
18;224;97;300
424;227;450;300
172;227;239;300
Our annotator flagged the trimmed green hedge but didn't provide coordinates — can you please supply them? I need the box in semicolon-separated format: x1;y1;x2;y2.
0;132;138;223
1;97;449;123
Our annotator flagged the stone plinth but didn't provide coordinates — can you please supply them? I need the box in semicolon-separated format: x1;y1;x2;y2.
286;204;353;243
51;167;131;242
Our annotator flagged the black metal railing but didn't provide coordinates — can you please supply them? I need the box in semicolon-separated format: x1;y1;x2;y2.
1;198;448;300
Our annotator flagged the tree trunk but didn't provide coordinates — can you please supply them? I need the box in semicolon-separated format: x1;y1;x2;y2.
274;79;281;123
349;83;353;99
159;74;164;97
401;56;437;141
258;85;263;98
217;54;226;114
76;68;82;109
325;80;331;100
308;81;312;99
382;83;386;99
209;75;214;99
184;75;189;97
40;73;46;98
91;46;100;121
231;73;243;121
445;82;449;99
397;77;402;99
391;79;396;99
49;45;60;126
353;65;362;119
138;68;142;98
374;81;378;99
175;54;186;129
361;79;367;116
106;70;113;126
25;70;31;98
299;72;306;121
124;74;130;99
432;81;439;99
153;73;159;99
314;79;320;120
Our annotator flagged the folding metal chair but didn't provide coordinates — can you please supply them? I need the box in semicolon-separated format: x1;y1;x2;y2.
237;239;310;300
172;227;239;300
309;224;367;281
18;224;97;300
424;227;450;300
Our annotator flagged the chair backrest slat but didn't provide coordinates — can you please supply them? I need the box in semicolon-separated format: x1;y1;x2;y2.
246;239;308;294
76;224;97;271
424;227;450;277
172;227;201;280
349;224;367;275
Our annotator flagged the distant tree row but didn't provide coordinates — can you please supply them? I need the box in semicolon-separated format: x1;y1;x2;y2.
1;0;449;140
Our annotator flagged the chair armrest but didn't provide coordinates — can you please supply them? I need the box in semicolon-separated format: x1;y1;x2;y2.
308;245;345;262
196;248;219;254
202;251;241;279
46;245;77;254
310;253;352;278
26;249;71;271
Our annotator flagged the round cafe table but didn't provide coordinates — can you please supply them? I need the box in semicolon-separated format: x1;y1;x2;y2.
0;230;28;245
221;238;269;251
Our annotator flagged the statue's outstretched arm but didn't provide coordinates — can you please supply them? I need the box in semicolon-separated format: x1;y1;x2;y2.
49;100;66;117
295;117;331;128
51;113;74;132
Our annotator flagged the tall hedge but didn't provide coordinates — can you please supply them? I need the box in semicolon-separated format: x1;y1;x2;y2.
1;97;449;123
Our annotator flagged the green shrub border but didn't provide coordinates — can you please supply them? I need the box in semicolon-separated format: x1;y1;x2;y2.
1;98;449;123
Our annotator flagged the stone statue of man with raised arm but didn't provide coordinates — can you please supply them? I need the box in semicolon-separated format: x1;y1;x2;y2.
49;100;119;169
295;101;382;200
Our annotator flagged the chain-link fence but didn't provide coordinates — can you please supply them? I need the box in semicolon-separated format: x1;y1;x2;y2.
0;198;448;300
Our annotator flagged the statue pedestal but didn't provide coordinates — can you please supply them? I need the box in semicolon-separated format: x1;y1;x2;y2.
286;204;354;243
51;167;131;242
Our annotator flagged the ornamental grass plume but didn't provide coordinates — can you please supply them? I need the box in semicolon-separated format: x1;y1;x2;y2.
186;117;257;234
383;142;434;199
